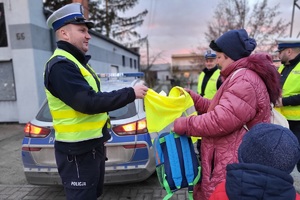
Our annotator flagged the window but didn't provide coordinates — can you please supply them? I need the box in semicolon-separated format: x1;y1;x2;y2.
0;61;16;101
134;60;137;69
122;55;125;66
130;58;132;68
0;3;8;47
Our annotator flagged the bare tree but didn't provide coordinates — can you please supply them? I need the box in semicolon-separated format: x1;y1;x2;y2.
140;51;165;88
89;0;148;44
205;0;290;52
43;0;148;47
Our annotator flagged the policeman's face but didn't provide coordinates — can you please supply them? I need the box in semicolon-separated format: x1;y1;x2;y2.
60;24;91;53
205;58;216;70
278;48;289;65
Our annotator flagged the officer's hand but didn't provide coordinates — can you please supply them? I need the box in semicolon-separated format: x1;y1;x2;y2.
133;84;148;99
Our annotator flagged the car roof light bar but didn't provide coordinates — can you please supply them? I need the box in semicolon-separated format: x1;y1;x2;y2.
97;72;144;78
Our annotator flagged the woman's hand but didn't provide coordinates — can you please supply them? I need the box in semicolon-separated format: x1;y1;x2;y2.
173;117;188;136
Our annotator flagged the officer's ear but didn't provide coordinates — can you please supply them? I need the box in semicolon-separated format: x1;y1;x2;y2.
291;47;300;55
56;25;71;41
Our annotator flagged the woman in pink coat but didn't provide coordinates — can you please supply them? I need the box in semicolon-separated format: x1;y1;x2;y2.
173;29;281;200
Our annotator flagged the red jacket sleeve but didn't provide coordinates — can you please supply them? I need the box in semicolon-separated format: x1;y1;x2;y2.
186;88;211;114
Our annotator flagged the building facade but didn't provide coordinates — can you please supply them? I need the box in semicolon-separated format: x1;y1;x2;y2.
171;53;205;91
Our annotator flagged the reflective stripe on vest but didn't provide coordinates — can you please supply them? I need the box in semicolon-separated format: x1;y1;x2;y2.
45;49;108;142
277;63;300;120
197;69;220;99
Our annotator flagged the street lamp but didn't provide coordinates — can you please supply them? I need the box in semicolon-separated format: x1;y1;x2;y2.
290;0;300;37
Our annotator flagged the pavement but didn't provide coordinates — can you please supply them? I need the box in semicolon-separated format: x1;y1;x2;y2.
0;183;189;200
0;123;190;200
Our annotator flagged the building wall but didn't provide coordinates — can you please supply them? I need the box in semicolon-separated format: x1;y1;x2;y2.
171;54;204;66
149;64;171;81
171;53;204;91
0;0;139;123
88;37;140;73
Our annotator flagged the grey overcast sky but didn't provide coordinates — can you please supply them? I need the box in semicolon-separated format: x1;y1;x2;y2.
125;0;300;64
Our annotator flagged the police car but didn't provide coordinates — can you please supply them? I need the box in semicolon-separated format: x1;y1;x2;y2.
21;72;156;185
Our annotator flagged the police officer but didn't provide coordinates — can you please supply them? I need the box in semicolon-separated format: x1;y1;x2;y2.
44;3;148;200
197;50;222;98
275;38;300;172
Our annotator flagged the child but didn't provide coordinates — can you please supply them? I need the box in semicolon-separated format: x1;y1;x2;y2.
210;123;300;200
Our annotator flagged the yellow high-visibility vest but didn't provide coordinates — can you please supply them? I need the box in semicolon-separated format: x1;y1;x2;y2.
144;86;197;133
277;63;300;120
45;49;109;142
197;69;220;99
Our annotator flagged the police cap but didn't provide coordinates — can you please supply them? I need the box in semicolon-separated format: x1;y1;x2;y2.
275;38;300;52
46;3;94;31
205;50;216;59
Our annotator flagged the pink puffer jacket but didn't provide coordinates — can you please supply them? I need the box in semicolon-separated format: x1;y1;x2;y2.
174;55;274;200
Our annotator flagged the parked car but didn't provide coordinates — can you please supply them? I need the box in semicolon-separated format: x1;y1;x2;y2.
21;72;157;185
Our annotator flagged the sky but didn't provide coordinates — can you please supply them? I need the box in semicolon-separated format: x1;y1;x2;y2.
124;0;300;64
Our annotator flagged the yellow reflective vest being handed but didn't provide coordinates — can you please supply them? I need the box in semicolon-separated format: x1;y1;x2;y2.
144;86;197;133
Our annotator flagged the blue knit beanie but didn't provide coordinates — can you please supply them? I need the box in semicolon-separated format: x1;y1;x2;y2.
210;29;257;61
238;123;300;173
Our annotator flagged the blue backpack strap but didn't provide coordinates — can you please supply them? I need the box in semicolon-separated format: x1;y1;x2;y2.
190;137;201;186
154;136;164;165
179;135;194;184
165;132;182;189
156;134;175;200
179;135;198;200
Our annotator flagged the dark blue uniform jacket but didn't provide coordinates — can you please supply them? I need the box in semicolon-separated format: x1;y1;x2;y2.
44;41;136;155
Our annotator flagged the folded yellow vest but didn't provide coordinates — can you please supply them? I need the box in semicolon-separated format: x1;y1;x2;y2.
144;86;197;133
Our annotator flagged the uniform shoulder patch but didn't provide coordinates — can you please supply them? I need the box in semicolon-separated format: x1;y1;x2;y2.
46;56;70;74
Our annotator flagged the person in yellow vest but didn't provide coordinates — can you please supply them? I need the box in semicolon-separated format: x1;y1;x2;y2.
197;50;222;98
274;38;300;172
44;3;148;200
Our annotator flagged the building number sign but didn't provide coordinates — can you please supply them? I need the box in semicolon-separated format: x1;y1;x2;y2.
16;33;25;40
